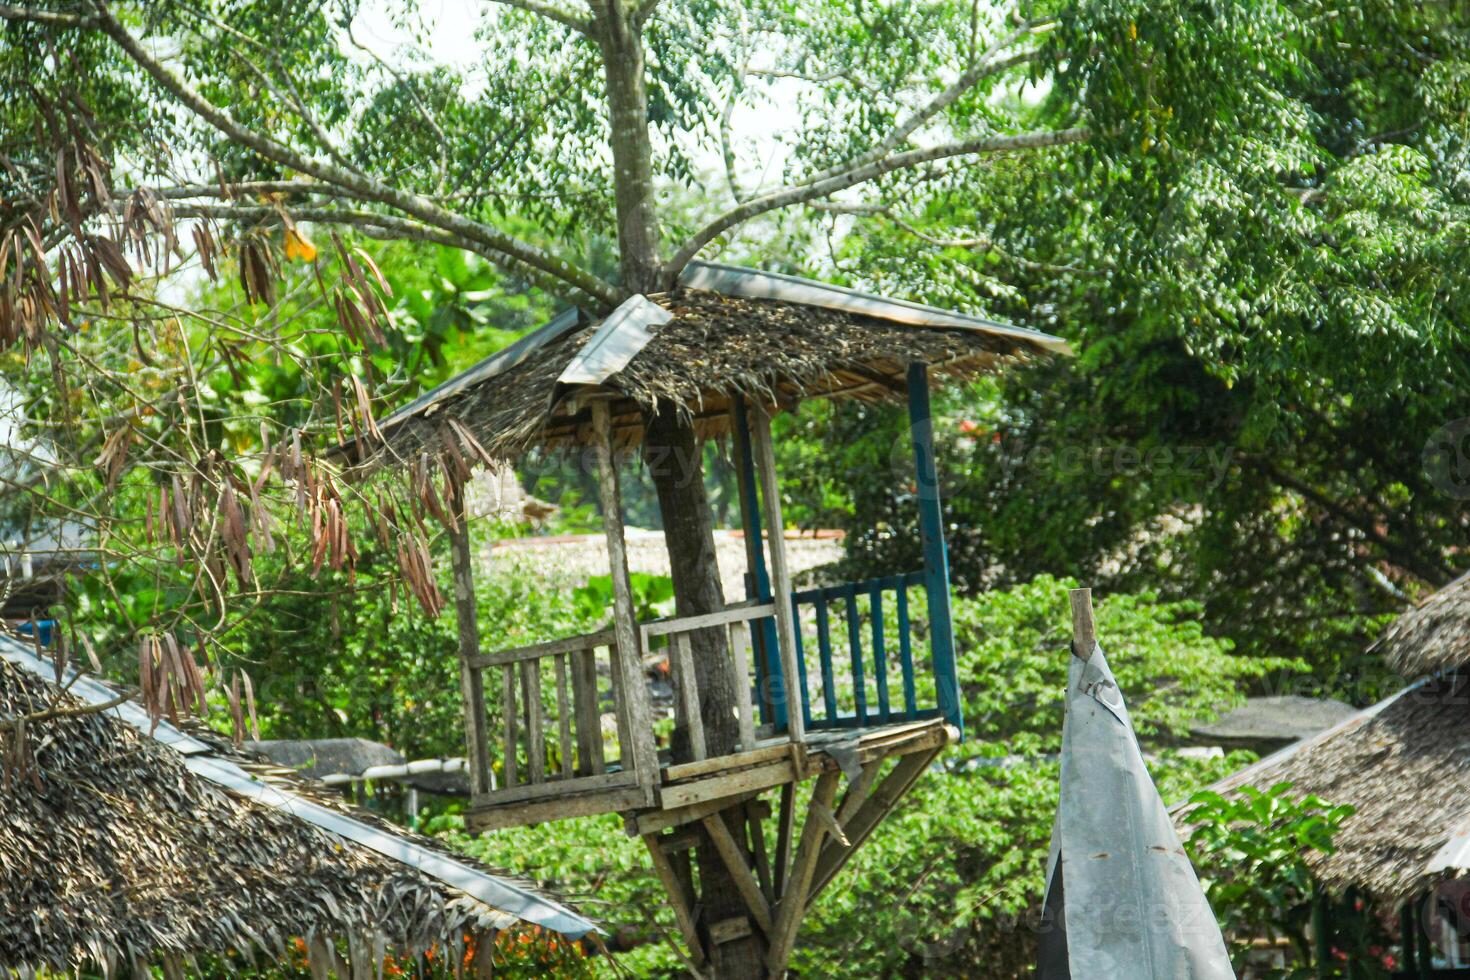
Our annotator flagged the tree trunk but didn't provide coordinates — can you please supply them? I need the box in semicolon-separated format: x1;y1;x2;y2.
594;2;663;295
644;403;768;976
596;6;766;973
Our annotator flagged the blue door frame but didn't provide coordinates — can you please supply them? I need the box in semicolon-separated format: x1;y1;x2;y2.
731;365;964;739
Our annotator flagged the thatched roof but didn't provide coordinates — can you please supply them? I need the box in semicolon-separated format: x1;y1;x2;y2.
335;262;1068;470
0;635;592;975
1178;674;1470;905
1376;569;1470;677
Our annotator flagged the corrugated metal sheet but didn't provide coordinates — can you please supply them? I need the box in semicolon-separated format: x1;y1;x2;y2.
557;294;671;386
681;261;1073;356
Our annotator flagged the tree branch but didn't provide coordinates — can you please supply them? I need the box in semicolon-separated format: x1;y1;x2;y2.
485;0;592;34
798;26;1044;188
86;1;621;309
668;126;1089;274
168;203;608;312
0;3;95;28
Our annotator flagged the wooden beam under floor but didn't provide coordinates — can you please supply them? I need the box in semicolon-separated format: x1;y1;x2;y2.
642;833;706;968
765;771;839;977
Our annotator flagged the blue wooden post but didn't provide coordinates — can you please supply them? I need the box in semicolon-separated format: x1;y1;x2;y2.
733;395;786;729
907;361;963;737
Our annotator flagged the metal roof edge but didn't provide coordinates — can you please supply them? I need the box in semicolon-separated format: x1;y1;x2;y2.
680;260;1073;357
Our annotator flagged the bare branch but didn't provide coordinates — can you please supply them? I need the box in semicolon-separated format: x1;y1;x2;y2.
799;26;1044;188
168;202;610;312
668;126;1089;274
814;201;1100;276
0;4;95;28
485;0;592;34
86;1;621;309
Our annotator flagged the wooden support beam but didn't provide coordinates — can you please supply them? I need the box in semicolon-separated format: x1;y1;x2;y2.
766;771;839;976
701;813;774;935
1069;587;1097;659
749;402;806;744
808;747;942;903
447;485;492;797
592;399;659;789
731;396;784;730
774;782;795;899
643;833;707;967
746;799;775;905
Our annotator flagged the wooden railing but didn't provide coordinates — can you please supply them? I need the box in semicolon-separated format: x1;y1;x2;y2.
640;600;776;761
462;625;653;808
460;576;959;811
791;571;953;730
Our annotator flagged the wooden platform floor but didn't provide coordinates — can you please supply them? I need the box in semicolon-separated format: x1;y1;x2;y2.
466;717;954;833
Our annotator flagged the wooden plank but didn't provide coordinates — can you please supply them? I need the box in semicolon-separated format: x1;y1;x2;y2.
476;769;637;808
446;487;492;797
808;747;941;902
870;582;890;723
521;659;545;783
663;742;791;783
702;813;774;935
466;628;617;669
671;632;706;760
774;782;795;898
501;663;518;789
593;399;659;788
571;647;604;776
555;653;573;778
766;771;839;975
749;403;806;744
814;591;837;721
466;785;652;832
608;633;635;767
630;789;763;836
659;758;797;811
896;585;917;717
643;834;706;966
845;586;866;725
730;621;756;751
640;601;775;639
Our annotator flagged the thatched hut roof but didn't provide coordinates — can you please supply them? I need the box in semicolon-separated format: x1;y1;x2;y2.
0;635;592;975
335;262;1068;470
1177;674;1470;905
1375;570;1470;677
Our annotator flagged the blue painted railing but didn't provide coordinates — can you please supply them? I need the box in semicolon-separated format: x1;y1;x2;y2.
777;571;956;731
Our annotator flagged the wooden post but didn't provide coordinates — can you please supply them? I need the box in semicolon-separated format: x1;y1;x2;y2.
592;399;658;793
447;483;492;798
1068;587;1096;660
672;632;708;760
906;362;962;737
766;771;839;975
749;402;805;745
732;395;784;728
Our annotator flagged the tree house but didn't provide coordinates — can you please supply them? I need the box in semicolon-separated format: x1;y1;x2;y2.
337;263;1068;977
